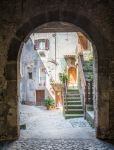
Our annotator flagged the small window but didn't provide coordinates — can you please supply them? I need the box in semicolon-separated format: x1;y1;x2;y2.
39;51;46;57
34;39;49;50
28;72;32;79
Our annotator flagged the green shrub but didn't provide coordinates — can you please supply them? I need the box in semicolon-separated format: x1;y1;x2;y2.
44;97;55;106
59;73;69;83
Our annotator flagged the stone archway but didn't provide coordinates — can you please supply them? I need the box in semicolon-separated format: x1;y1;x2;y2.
1;6;113;141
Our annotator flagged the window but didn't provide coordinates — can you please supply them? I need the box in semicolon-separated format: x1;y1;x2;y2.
34;39;49;50
39;40;45;49
39;51;46;57
28;72;32;79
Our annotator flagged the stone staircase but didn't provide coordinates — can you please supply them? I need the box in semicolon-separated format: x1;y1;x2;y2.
83;60;93;81
82;57;94;127
82;51;93;81
83;59;94;104
64;88;84;119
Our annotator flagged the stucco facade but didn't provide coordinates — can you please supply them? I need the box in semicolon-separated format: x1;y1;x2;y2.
20;32;78;106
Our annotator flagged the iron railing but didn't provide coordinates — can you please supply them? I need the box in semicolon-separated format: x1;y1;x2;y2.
78;54;93;118
63;80;68;115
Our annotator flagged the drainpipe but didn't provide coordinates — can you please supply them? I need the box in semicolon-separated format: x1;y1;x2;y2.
52;33;57;81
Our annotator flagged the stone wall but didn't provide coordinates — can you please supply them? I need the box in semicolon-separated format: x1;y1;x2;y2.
0;0;114;140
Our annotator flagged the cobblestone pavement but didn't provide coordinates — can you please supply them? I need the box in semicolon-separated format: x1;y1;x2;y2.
1;139;114;150
19;105;95;139
0;105;114;150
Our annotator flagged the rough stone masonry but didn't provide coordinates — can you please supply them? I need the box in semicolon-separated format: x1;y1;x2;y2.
0;0;114;141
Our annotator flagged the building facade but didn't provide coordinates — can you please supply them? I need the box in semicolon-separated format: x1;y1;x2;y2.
20;32;78;106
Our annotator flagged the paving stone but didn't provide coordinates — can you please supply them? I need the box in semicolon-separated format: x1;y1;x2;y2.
1;139;114;150
0;105;114;149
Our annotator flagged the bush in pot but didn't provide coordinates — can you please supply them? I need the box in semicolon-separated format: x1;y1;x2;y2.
44;97;55;110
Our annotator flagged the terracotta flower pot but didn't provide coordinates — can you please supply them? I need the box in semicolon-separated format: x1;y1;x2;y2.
47;105;51;110
47;105;55;110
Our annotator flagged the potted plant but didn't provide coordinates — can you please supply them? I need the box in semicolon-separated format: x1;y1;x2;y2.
59;73;69;84
44;97;55;110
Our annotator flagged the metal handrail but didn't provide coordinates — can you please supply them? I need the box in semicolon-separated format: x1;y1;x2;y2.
78;54;86;87
78;54;93;118
62;80;68;115
64;80;68;111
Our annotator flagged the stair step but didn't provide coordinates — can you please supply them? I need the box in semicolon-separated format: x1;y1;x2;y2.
64;105;83;109
67;90;79;93
65;99;81;102
66;94;80;97
65;98;81;101
67;88;78;90
67;88;79;90
67;93;79;95
66;100;81;102
65;97;80;100
64;101;81;105
65;108;83;111
65;109;83;114
67;89;79;91
67;101;81;105
65;114;84;119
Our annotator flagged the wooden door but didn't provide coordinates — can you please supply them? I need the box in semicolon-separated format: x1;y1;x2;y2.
36;90;45;105
68;67;76;85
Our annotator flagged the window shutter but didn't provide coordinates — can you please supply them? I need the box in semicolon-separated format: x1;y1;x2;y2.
45;39;49;50
34;40;39;50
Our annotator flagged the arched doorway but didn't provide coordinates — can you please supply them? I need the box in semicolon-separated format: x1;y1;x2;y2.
4;8;112;141
68;66;77;85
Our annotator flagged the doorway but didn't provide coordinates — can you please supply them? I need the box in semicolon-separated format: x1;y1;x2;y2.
68;66;76;85
36;90;45;105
